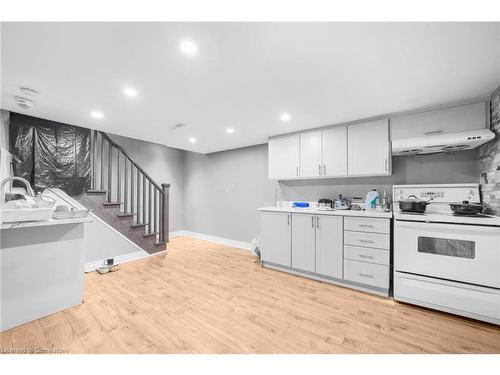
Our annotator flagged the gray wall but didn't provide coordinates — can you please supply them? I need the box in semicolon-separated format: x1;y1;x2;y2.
0;109;9;150
183;144;276;242
108;133;185;232
183;144;479;242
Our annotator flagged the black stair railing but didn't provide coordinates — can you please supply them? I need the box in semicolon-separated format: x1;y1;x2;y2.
91;130;170;244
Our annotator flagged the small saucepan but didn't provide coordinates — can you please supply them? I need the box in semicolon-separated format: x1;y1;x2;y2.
449;201;483;215
398;195;433;213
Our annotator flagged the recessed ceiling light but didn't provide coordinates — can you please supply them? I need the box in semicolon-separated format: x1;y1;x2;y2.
226;127;235;134
123;87;138;98
280;112;291;122
91;110;104;119
179;39;198;57
188;137;197;144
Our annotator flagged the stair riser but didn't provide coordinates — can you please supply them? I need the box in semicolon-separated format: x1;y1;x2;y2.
74;193;164;254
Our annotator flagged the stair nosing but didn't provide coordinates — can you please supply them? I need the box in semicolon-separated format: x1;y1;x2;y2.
117;213;134;218
131;223;148;228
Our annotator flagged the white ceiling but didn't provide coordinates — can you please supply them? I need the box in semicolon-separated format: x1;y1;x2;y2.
1;22;500;154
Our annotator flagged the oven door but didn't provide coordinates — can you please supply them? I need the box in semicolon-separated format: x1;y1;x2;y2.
394;220;500;288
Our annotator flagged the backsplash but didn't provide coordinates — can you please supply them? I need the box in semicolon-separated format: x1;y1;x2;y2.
479;86;500;215
278;149;479;202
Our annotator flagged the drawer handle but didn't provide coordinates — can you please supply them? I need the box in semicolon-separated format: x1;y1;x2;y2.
359;224;374;228
358;239;374;244
358;254;374;259
358;273;374;279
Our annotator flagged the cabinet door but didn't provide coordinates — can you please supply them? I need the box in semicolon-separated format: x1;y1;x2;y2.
322;126;347;177
348;119;391;176
315;215;343;279
268;134;300;179
291;214;316;272
299;131;322;177
390;102;487;140
260;212;291;266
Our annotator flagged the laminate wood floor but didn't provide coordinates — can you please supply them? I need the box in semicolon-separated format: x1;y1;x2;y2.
1;236;499;354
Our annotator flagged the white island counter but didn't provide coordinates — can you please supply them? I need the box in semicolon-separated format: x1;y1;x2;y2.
1;217;92;332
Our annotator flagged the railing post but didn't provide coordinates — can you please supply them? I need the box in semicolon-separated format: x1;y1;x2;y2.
160;183;170;243
108;142;112;202
91;130;96;189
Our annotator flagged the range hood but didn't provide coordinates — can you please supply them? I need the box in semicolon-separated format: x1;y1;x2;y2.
392;128;495;156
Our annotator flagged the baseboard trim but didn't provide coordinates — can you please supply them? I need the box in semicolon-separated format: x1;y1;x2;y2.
84;249;150;272
85;231;252;271
170;230;252;251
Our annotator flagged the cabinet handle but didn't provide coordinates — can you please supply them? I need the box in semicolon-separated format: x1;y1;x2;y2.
296;166;299;176
311;216;315;227
358;273;374;279
359;239;374;244
323;164;326;175
287;215;290;225
424;130;443;135
318;164;322;176
316;216;320;228
358;254;374;259
384;159;388;172
359;224;374;228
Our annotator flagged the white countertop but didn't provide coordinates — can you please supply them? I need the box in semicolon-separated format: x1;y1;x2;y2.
258;206;393;219
1;217;92;230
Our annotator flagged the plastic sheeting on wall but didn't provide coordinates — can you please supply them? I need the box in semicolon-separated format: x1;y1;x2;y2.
9;113;91;196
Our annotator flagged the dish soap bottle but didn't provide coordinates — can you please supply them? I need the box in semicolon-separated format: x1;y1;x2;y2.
365;189;380;210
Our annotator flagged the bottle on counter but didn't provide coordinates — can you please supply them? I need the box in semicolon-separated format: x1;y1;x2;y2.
365;189;380;210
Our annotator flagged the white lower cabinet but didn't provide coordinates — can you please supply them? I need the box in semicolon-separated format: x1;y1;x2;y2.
343;216;391;291
291;214;316;272
260;211;291;267
259;210;391;296
315;215;343;279
291;214;343;276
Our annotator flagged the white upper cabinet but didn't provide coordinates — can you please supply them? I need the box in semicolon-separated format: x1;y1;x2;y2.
299;131;322;177
268;134;300;179
348;119;391;176
390;102;487;140
322;126;347;177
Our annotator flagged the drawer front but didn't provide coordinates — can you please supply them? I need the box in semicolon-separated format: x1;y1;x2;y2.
344;245;389;266
394;272;500;323
344;230;389;250
344;217;390;234
344;259;389;289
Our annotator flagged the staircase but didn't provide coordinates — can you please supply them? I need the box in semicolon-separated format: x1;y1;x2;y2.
75;130;170;254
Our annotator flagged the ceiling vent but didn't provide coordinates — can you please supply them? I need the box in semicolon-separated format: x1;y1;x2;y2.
15;96;34;110
170;123;186;130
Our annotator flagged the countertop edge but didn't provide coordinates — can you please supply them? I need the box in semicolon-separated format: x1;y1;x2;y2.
258;207;393;218
0;217;93;230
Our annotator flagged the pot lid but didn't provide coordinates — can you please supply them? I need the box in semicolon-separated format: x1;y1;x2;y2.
451;200;483;207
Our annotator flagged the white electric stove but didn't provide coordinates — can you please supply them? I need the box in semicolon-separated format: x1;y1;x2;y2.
392;183;500;325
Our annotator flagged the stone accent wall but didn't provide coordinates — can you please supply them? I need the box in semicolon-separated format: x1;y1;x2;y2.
479;86;500;215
